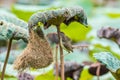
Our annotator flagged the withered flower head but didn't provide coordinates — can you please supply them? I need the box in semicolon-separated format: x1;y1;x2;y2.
14;29;53;71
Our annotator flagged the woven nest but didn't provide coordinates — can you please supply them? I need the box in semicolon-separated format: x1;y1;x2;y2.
14;29;53;71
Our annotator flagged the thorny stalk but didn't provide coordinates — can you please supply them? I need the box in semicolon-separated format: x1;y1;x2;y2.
57;26;64;80
1;38;13;80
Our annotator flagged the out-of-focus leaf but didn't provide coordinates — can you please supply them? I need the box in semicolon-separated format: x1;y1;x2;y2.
0;20;29;42
61;22;91;42
0;50;22;64
0;62;18;76
97;27;120;46
94;52;120;79
0;12;29;42
94;52;120;73
0;72;17;80
12;6;35;21
35;70;60;80
0;12;28;29
64;49;91;63
80;68;93;80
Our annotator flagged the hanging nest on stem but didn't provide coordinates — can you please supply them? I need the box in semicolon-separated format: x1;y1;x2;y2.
14;28;53;71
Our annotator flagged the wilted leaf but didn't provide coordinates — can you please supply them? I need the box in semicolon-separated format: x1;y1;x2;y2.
97;27;120;46
28;6;88;29
47;32;73;52
0;13;29;42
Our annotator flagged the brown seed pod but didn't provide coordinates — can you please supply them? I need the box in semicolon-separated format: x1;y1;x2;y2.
14;29;53;71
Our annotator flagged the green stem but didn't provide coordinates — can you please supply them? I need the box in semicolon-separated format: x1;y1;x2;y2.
1;38;13;80
57;26;64;80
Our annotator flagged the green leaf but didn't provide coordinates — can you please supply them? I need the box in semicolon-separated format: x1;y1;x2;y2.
94;52;120;73
61;22;91;42
94;52;120;79
28;6;88;29
0;13;29;42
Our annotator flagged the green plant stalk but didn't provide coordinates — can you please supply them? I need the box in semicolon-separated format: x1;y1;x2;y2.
55;45;58;80
57;26;64;80
1;38;13;80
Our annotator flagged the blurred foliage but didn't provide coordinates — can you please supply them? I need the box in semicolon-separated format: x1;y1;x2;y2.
61;22;91;42
35;69;93;80
94;52;120;80
0;50;21;64
89;44;120;61
77;0;94;16
11;6;35;21
107;13;120;18
35;70;61;80
0;72;17;80
0;10;28;41
80;69;93;80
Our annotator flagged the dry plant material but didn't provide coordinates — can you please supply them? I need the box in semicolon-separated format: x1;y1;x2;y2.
97;27;120;46
47;32;73;53
14;29;53;71
28;6;88;80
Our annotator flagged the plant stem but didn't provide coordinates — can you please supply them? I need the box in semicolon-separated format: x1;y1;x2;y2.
96;64;101;80
1;38;13;80
57;26;64;80
55;45;58;80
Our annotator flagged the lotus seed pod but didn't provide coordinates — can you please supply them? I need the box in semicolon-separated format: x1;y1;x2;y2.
14;29;53;71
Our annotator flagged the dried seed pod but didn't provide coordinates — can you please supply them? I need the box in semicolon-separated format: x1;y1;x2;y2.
47;33;59;44
97;27;120;46
97;27;116;39
47;32;73;52
88;62;109;76
14;29;53;71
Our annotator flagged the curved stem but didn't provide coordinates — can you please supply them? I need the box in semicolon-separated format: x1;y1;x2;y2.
1;38;13;80
57;26;64;80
